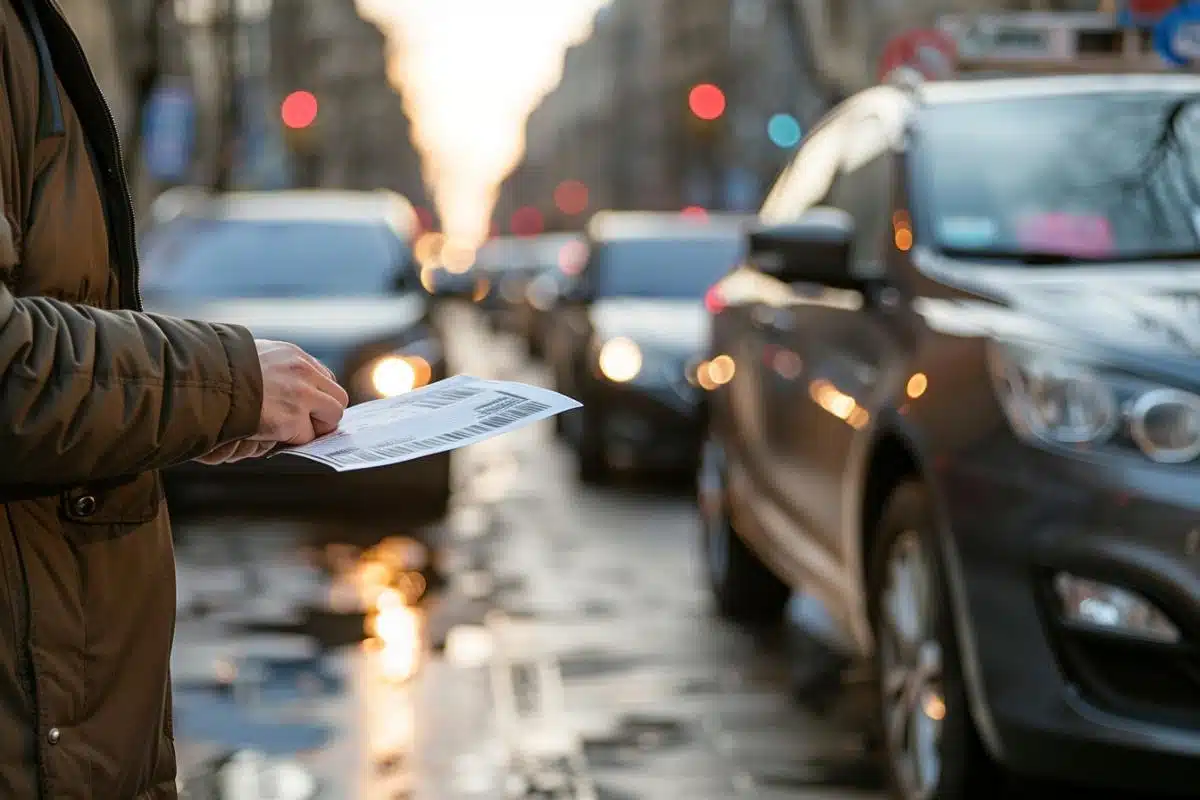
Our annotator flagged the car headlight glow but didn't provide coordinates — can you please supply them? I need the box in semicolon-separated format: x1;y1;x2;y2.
597;337;643;383
987;341;1200;463
988;343;1118;445
369;354;432;397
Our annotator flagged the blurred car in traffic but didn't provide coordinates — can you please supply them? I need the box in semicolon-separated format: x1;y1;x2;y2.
550;211;747;482
473;235;535;331
699;74;1200;799
517;232;587;359
142;189;453;519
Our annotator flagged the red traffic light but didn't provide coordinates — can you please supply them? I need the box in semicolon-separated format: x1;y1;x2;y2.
554;180;589;215
688;84;726;121
510;206;544;237
282;91;319;129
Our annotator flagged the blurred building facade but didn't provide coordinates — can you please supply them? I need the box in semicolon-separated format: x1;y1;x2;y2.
270;0;429;212
498;0;822;233
499;0;1138;233
65;0;431;219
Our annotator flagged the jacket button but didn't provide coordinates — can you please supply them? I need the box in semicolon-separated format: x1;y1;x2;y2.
47;728;60;744
72;495;98;517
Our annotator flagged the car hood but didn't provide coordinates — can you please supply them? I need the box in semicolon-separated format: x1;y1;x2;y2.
915;255;1200;375
144;294;428;348
589;298;708;353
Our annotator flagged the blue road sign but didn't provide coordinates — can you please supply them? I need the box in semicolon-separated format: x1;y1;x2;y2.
142;84;196;182
1155;3;1200;67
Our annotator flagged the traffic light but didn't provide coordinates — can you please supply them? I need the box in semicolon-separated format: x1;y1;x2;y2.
510;207;544;237
281;90;318;130
553;180;589;215
767;113;802;148
688;84;726;121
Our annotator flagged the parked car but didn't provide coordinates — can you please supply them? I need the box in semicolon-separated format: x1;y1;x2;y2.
142;189;453;520
550;211;747;482
700;74;1200;799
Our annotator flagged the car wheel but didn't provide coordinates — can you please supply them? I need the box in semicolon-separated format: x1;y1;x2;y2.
697;436;789;623
868;482;1000;800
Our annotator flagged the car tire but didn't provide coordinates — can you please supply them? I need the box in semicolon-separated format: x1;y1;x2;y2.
867;482;1002;800
697;437;789;623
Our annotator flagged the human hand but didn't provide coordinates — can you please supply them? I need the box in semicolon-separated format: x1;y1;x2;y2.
251;339;350;446
195;439;275;465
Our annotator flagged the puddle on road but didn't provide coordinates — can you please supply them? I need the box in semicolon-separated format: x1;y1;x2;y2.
175;526;440;795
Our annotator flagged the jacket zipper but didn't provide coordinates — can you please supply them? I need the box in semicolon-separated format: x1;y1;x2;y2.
38;0;143;311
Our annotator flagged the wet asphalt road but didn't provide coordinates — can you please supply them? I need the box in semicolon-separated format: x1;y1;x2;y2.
167;304;1167;800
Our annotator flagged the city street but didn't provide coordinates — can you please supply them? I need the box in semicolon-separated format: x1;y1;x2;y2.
169;303;881;799
168;305;1170;800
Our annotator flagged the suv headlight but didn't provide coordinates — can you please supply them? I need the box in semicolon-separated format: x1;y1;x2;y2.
987;341;1200;463
597;337;643;383
357;338;441;398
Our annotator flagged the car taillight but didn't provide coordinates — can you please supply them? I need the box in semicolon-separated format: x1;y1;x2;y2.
704;285;726;315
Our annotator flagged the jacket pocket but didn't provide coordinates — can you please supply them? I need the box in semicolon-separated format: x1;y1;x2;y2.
59;471;162;531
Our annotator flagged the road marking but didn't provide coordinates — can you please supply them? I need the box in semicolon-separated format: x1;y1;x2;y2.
486;610;597;799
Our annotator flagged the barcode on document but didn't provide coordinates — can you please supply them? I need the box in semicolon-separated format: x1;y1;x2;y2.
320;400;551;467
403;385;484;410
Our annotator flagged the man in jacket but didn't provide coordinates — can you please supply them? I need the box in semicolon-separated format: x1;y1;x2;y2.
0;1;350;797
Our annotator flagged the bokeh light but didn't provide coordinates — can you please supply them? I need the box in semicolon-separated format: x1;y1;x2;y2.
510;206;545;237
688;83;726;121
558;240;588;274
281;90;319;129
767;113;802;148
554;180;589;215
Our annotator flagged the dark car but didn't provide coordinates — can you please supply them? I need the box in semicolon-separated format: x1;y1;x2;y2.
699;75;1200;799
474;236;536;331
142;189;453;519
518;232;587;359
550;212;747;482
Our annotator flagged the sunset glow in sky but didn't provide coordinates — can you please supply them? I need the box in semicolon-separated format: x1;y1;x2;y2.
357;0;608;244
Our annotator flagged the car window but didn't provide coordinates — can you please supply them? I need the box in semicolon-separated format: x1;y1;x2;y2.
915;91;1200;262
589;237;743;300
140;219;411;298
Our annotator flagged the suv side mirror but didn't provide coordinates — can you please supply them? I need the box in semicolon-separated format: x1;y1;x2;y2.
747;208;858;290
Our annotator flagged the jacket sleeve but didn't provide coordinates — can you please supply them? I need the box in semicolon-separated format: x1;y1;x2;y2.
0;280;264;486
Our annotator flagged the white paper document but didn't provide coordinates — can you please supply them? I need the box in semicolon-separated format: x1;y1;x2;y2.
272;375;581;472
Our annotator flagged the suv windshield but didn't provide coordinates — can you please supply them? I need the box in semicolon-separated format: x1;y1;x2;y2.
140;219;413;298
592;237;742;299
916;91;1200;263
